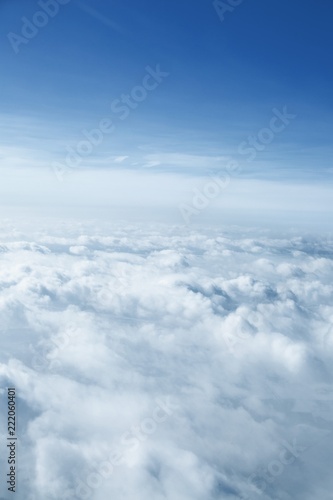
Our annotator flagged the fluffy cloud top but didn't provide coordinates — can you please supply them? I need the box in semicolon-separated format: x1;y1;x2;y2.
0;220;332;499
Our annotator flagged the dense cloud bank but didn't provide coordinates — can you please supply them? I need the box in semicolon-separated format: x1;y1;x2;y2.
0;220;333;499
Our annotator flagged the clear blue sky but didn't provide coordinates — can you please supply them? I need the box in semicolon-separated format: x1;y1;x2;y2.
0;0;332;222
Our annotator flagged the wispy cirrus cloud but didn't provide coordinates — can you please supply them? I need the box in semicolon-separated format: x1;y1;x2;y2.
74;0;125;35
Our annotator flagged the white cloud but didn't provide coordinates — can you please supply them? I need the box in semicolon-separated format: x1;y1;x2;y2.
0;166;332;232
0;220;333;499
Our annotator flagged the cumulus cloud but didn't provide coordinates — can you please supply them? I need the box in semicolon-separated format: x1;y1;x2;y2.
0;220;333;499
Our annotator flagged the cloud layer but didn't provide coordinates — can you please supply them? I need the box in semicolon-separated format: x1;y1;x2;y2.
0;220;333;499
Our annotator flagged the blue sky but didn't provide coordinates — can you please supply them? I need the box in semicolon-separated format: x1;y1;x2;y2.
0;0;332;223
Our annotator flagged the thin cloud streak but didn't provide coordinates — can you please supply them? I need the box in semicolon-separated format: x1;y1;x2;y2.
74;1;125;35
